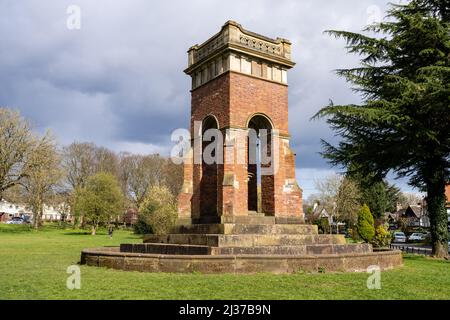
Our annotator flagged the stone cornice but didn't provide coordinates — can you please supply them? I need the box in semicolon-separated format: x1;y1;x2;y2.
185;21;295;75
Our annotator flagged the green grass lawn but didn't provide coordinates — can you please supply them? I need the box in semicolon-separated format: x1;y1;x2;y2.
0;224;449;300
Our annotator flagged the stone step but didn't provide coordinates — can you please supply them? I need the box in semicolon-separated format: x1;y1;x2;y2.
213;243;371;255
306;243;372;255
143;233;346;247
121;243;371;256
191;215;277;225
211;245;308;255
120;243;212;255
172;223;318;235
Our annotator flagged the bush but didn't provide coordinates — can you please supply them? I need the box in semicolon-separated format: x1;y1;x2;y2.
135;186;178;235
133;217;153;234
356;204;375;243
314;218;330;234
349;228;362;242
371;225;391;248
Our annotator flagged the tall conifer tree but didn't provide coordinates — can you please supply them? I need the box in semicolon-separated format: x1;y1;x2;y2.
315;1;450;256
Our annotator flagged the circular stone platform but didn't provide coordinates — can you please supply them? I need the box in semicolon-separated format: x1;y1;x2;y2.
80;247;402;274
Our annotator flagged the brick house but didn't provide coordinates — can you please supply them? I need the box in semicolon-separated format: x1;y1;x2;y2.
305;203;332;225
403;204;430;228
122;208;138;226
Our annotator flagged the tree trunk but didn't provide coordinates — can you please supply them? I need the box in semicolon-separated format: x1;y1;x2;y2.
427;178;449;258
80;214;86;229
33;201;42;230
91;224;97;235
39;205;44;228
33;213;39;229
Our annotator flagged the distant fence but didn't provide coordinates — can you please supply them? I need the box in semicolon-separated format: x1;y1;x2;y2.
390;244;432;256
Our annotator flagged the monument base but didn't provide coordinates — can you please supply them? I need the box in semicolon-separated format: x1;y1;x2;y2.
80;222;403;274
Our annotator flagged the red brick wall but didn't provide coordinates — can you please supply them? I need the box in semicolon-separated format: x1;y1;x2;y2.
191;73;230;132
229;72;289;134
180;70;303;221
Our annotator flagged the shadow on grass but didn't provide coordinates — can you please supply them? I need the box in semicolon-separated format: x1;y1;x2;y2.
0;224;33;233
123;236;143;240
403;254;427;260
402;253;450;265
63;231;108;236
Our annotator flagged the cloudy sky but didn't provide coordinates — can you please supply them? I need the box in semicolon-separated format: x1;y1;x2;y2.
0;0;418;197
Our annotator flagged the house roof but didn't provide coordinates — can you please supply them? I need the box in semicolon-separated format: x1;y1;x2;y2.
309;205;331;221
405;205;426;218
385;212;399;220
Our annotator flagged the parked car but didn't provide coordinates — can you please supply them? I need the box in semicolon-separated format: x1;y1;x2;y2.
6;217;25;225
392;231;407;243
408;233;426;242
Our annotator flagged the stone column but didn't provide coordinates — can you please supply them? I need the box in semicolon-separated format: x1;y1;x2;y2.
219;128;248;218
177;148;193;225
274;137;304;223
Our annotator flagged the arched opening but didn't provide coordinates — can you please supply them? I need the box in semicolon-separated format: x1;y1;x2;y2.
200;115;219;217
247;114;275;215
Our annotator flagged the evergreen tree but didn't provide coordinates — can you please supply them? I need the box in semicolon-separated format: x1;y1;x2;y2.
357;204;376;243
315;1;449;256
352;173;401;218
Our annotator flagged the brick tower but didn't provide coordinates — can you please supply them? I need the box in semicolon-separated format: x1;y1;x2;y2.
82;21;403;273
178;21;304;225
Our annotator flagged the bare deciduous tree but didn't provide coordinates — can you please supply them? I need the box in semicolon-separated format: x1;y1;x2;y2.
0;108;36;199
94;146;119;177
398;192;423;209
163;160;183;197
335;177;361;226
20;133;62;229
119;154;165;209
315;174;362;231
62;142;121;226
62;142;97;191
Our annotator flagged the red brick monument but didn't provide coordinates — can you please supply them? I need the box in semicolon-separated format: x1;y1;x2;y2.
178;20;303;225
81;22;403;273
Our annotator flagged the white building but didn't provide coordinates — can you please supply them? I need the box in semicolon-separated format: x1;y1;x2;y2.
0;199;31;220
0;199;71;222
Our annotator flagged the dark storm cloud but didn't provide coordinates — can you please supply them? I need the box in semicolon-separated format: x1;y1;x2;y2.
2;0;416;196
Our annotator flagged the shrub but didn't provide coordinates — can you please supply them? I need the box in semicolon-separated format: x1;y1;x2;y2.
135;186;178;235
349;227;361;242
133;217;153;234
398;217;409;233
314;218;330;234
371;225;391;248
356;204;375;243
